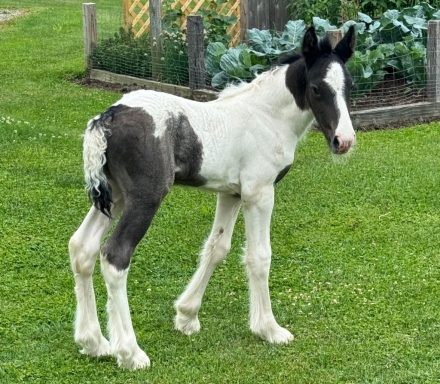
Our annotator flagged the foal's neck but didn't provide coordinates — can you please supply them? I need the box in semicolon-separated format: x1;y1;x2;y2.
216;65;315;140
255;66;314;138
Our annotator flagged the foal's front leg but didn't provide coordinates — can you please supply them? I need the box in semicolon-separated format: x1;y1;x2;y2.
242;185;293;343
175;193;241;335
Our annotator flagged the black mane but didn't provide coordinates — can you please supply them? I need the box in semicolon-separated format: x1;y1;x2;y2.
277;53;302;66
316;35;333;56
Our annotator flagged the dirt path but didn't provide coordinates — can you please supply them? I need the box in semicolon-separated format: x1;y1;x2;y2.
0;9;21;22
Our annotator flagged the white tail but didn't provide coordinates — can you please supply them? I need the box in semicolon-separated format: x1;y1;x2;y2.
83;117;112;217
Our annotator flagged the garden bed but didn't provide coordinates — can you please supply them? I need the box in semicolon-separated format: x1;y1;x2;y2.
81;72;428;111
76;69;440;131
83;2;440;130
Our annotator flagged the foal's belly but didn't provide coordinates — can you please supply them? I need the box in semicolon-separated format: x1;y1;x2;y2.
195;166;242;195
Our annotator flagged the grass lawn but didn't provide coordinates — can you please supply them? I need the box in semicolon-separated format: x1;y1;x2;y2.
1;1;440;383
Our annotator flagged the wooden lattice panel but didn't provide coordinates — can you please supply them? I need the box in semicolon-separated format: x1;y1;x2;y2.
171;0;241;46
124;0;241;45
125;0;150;37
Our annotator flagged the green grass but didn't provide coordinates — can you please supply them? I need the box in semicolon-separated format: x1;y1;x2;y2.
1;1;440;383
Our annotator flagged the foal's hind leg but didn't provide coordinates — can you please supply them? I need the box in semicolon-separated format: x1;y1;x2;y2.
242;185;293;344
175;193;241;335
100;189;168;370
69;182;124;356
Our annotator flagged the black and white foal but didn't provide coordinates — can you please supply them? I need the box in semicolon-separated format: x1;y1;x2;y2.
69;26;356;369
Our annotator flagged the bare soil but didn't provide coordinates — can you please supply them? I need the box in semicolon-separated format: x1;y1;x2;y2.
0;9;22;23
76;76;147;94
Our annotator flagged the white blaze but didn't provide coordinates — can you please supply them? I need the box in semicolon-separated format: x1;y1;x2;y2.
324;62;355;149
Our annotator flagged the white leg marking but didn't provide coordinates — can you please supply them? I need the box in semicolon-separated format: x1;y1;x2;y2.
101;258;150;370
242;186;293;344
175;193;241;335
69;206;117;357
69;185;123;358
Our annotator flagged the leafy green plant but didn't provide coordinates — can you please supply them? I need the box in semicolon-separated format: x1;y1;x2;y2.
204;16;350;89
91;27;152;79
91;1;438;95
291;0;440;23
206;2;438;95
349;3;435;95
205;19;315;88
340;0;361;23
248;20;307;54
289;0;343;25
199;0;237;47
360;0;440;19
389;36;427;86
347;45;392;96
347;37;427;97
162;0;183;33
91;27;189;86
92;0;238;86
158;29;189;86
162;0;237;47
205;42;268;88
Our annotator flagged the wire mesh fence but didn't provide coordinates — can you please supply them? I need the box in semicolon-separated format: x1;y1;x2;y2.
87;2;440;117
349;33;428;111
91;27;191;87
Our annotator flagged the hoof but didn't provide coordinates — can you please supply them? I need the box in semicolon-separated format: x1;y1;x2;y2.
116;347;151;370
77;334;111;357
253;324;294;344
174;312;201;336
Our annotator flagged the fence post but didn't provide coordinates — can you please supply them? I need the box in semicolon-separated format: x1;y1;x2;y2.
150;0;163;80
83;3;97;73
326;29;343;48
187;15;205;90
427;20;440;102
123;0;132;32
240;0;249;42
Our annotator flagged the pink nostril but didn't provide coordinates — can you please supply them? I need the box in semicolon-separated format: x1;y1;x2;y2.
333;133;355;153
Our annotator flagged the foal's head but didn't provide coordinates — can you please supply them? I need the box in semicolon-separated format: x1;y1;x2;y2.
286;26;357;154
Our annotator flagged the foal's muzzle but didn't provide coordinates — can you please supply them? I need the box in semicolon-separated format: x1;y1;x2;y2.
332;133;356;154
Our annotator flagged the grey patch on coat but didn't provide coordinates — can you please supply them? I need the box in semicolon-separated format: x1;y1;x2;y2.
96;105;206;270
165;113;206;187
100;104;175;270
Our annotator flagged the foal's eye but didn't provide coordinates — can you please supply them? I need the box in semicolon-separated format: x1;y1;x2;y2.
311;85;320;95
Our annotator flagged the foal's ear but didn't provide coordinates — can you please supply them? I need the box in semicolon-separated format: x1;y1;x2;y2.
333;25;356;63
302;26;319;67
